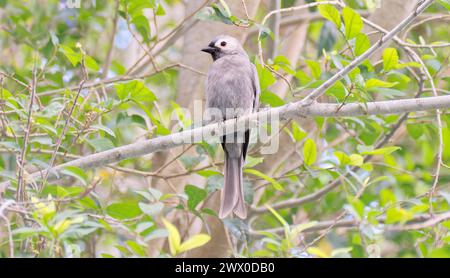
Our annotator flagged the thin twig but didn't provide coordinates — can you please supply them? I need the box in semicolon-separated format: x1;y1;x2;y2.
16;58;38;202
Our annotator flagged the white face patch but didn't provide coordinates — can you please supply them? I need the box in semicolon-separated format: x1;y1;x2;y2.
215;37;238;52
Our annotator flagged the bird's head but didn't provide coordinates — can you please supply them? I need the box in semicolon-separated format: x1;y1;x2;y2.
201;35;245;61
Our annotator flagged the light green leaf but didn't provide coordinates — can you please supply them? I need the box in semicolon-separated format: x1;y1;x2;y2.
349;154;364;166
307;247;329;258
85;55;100;71
131;15;151;42
244;156;264;168
318;4;341;28
138;202;164;216
354;33;370;56
365;78;398;89
106;201;141;220
331;247;353;257
291;122;307;142
244;169;284;191
361;146;401;155
260;90;285;107
162;218;181;256
380;188;396;206
91;124;116;138
265;205;289;228
126;240;146;256
256;63;276;90
385;207;413;224
437;0;450;11
343;7;363;39
383;48;399;71
60;45;81;66
184;185;207;210
218;0;231;17
303;138;317;166
114;80;157;102
178;234;211;253
396;61;422;69
306;60;321;79
61;166;88;185
86;138;115;152
155;4;166;16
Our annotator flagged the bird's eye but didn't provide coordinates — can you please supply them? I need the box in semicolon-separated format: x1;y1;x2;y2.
220;41;227;47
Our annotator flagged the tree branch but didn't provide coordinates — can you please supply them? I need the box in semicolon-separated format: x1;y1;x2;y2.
249;212;449;236
301;0;435;103
1;94;449;194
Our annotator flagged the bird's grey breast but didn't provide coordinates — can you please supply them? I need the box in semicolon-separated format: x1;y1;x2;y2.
205;55;255;120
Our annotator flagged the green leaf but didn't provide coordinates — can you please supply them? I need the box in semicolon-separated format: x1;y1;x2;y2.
91;124;116;138
407;124;424;139
361;146;401;155
138;202;164;216
244;169;284;191
155;4;166;16
291;122;307;142
184;185;207;210
260;90;285;107
61;166;88;185
162;218;181;256
307;247;329;258
365;78;398;89
306;60;321;79
85;55;100;71
131;15;151;42
60;45;81;67
114;80;157;102
396;61;421;69
244;156;264;168
335;151;350;165
106;201;141;220
196;169;221;178
343;7;363;39
354;33;370;56
349;154;364;166
178;234;211;253
318;4;341;28
380;188;396;206
210;4;233;25
86;138;115;152
385;207;413;224
256;63;276;90
205;175;223;192
437;0;450;11
128;0;154;17
265;205;289;228
126;240;146;256
383;48;399;71
303;138;317;166
218;0;231;17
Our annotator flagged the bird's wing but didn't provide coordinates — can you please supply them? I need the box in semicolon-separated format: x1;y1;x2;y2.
242;63;260;161
251;63;260;112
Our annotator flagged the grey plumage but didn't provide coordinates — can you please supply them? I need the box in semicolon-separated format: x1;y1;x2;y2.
202;35;260;219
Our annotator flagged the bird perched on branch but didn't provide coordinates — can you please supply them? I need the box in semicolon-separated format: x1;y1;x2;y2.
202;35;260;219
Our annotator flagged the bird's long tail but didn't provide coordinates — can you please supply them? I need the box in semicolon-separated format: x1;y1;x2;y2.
219;154;246;219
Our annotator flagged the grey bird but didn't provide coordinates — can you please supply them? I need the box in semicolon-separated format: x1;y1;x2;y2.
201;35;260;219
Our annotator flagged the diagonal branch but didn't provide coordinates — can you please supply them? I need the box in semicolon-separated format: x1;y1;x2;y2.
301;0;435;103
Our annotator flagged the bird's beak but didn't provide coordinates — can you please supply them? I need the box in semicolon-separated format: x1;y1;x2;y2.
201;46;217;54
202;41;218;54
